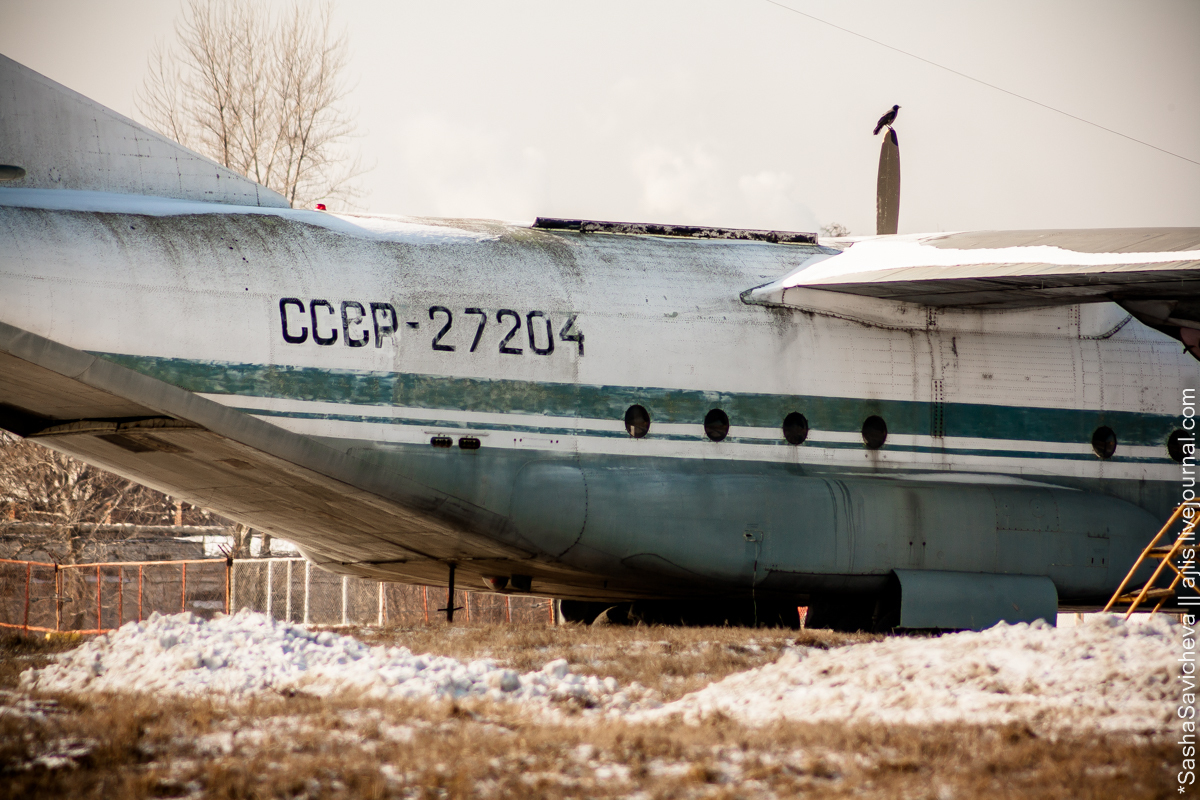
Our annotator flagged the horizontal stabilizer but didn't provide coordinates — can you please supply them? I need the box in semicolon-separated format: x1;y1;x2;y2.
755;228;1200;308
0;54;288;208
747;227;1200;357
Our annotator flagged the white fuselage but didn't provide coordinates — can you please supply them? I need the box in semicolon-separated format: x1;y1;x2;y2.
0;190;1190;605
0;191;1187;495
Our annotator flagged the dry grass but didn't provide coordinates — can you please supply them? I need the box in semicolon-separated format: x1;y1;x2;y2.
344;621;882;701
0;691;1172;799
0;631;81;691
0;624;1174;799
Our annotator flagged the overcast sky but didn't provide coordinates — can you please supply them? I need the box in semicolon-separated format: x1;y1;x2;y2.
2;0;1198;234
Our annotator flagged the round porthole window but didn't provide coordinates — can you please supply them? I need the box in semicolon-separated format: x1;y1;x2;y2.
704;409;730;442
862;415;888;450
625;404;650;438
1169;429;1189;464
1091;426;1117;460
782;412;809;445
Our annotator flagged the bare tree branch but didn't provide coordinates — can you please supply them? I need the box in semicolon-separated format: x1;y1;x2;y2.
0;433;220;563
820;222;851;238
136;0;365;209
5;1;367;563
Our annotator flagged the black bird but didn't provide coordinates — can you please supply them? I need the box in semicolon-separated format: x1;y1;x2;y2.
873;104;900;135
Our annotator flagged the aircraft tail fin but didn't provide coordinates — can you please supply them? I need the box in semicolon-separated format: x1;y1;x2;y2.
0;54;289;208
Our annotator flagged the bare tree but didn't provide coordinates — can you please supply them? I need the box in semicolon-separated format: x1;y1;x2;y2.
820;222;851;238
0;433;216;562
139;0;362;209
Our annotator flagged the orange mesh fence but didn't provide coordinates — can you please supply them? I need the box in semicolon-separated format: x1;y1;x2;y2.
0;557;229;634
382;583;554;625
0;560;58;632
2;557;556;634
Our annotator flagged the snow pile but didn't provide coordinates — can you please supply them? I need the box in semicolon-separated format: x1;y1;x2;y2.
651;616;1177;733
19;610;1180;732
19;611;645;711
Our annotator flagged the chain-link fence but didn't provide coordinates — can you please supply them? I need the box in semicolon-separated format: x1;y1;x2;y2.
0;557;228;634
230;558;372;625
230;558;556;626
0;559;58;632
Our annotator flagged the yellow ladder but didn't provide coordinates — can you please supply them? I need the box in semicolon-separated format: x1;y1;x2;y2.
1104;504;1198;618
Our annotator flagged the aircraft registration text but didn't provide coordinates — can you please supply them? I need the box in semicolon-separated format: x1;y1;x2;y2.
278;298;584;356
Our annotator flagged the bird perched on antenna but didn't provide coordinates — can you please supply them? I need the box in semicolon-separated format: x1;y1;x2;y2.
874;105;900;135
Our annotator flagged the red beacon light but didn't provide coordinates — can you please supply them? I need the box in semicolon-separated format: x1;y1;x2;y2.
315;203;327;211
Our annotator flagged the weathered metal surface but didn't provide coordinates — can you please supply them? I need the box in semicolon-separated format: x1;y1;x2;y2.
0;200;1189;605
0;55;287;208
751;226;1200;312
930;228;1200;253
891;569;1058;629
876;128;900;235
783;262;1200;308
534;217;817;244
0;325;533;563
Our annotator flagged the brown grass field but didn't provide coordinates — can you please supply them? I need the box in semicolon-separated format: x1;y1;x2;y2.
0;623;1174;799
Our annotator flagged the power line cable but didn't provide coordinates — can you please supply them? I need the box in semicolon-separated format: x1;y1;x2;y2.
761;0;1200;168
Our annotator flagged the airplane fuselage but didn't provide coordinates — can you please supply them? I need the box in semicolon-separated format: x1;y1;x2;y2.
0;192;1189;613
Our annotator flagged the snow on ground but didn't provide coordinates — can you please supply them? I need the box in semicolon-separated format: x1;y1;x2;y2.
645;615;1177;733
19;611;647;712
18;611;1180;733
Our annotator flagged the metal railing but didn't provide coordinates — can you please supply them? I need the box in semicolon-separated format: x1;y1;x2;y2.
230;558;555;626
1;556;555;634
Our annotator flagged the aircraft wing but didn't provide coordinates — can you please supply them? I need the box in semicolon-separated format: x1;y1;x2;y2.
748;227;1200;356
0;320;533;583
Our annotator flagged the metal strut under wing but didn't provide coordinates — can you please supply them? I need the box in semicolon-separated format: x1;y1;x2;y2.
0;320;537;585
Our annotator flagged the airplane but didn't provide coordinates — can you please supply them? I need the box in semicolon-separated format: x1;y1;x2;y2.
1;54;1196;630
